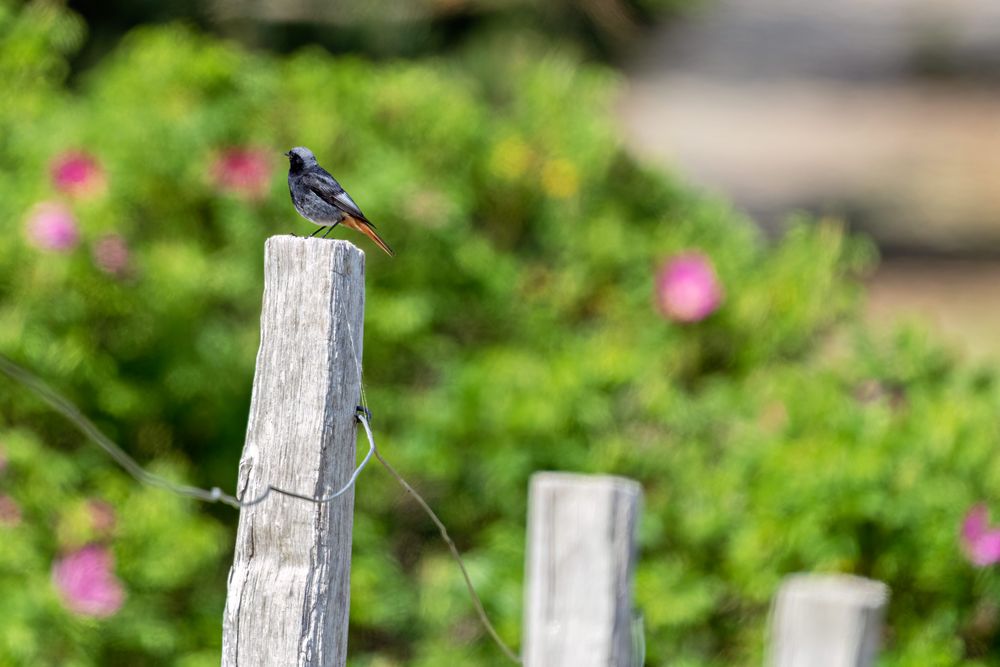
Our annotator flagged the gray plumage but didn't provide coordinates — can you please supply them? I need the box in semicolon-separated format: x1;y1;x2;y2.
285;146;394;256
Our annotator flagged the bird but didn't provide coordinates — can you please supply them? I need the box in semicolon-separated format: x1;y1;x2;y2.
284;146;395;256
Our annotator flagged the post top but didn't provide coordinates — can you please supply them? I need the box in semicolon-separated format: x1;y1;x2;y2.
778;573;890;607
263;235;366;277
265;234;364;250
530;471;642;498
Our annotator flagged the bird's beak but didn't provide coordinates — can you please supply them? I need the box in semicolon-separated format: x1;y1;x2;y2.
283;151;291;157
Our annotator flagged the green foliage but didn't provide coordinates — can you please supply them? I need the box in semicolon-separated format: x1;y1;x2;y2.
0;428;226;666
2;2;1000;665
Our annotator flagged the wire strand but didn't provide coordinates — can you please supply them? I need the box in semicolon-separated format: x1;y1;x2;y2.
343;318;522;664
0;353;374;509
373;449;522;663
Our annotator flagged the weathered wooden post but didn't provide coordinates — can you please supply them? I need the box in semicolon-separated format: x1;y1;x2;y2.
522;472;642;667
222;237;365;667
768;573;889;667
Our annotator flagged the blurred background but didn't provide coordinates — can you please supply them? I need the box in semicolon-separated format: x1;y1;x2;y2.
2;0;1000;664
622;0;1000;361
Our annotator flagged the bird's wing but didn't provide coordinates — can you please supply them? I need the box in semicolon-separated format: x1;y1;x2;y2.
302;170;373;224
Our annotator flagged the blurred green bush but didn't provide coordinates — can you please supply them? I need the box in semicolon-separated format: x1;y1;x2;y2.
2;1;1000;665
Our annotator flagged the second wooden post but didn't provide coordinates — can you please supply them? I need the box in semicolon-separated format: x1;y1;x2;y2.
523;472;642;667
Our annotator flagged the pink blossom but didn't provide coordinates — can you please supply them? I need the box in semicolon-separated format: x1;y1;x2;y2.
52;545;125;618
656;252;723;322
0;495;21;527
211;147;272;200
961;504;1000;566
92;234;130;276
50;151;106;198
86;500;116;536
26;202;80;252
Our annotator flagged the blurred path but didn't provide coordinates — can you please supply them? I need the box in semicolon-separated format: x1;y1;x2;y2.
865;259;1000;362
619;0;1000;248
619;0;1000;358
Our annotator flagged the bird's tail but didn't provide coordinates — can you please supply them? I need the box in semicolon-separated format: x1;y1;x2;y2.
344;216;395;257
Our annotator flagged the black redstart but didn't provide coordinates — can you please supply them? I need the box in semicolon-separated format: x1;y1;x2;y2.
285;146;395;256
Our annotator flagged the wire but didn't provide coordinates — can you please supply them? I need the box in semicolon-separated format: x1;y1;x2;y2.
343;319;522;663
0;353;374;509
236;411;376;507
372;449;522;663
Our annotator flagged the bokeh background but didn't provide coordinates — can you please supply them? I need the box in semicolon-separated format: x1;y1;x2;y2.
2;0;1000;664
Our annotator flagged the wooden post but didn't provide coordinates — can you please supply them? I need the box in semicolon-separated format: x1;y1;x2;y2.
768;574;890;667
222;237;365;667
523;472;642;667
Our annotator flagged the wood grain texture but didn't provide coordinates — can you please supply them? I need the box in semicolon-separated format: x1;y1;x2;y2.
523;472;642;667
222;237;365;667
768;574;889;667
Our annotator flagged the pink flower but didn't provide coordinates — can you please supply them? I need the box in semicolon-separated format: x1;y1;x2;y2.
92;234;130;276
50;151;106;198
52;545;125;618
86;500;116;536
26;202;80;252
656;252;723;322
0;495;21;527
211;147;272;200
961;504;1000;566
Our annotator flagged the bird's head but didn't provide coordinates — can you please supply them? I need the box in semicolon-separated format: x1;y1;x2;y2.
284;146;317;173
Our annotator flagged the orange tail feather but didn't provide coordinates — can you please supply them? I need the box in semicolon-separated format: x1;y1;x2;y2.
343;216;395;257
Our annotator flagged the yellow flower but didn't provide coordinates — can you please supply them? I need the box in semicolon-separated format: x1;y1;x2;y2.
541;158;579;199
489;137;532;180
